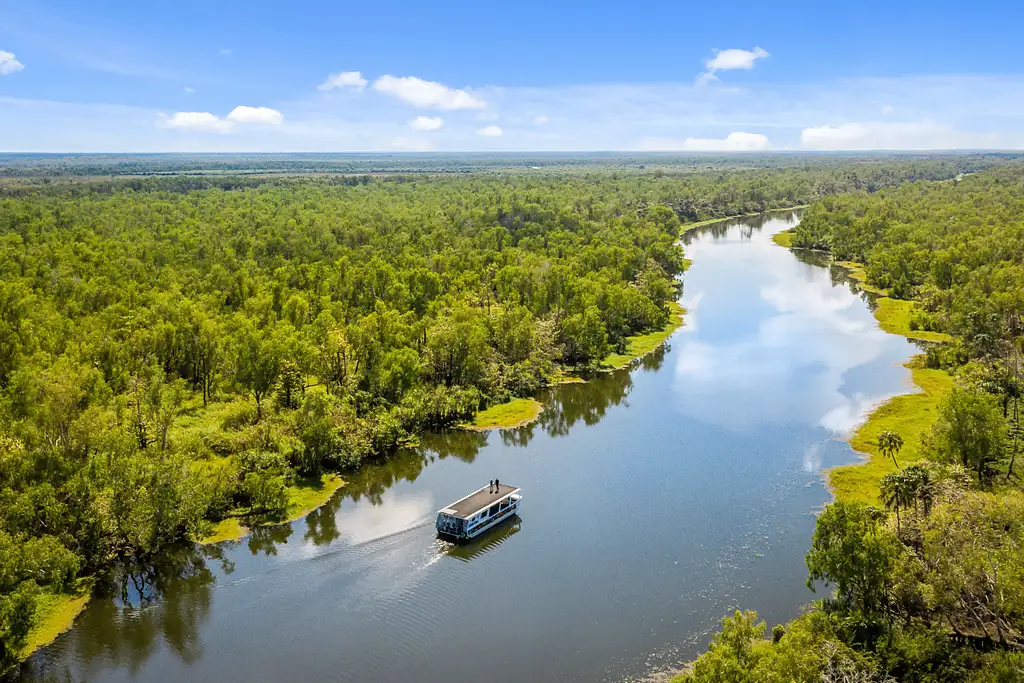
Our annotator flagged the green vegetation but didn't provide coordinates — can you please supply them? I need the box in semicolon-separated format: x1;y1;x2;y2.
462;397;543;430
874;298;955;343
20;580;93;659
680;163;1024;683
0;158;1003;672
831;360;954;505
771;229;794;248
601;301;686;370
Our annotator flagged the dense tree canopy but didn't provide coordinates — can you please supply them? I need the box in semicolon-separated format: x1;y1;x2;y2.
0;159;994;674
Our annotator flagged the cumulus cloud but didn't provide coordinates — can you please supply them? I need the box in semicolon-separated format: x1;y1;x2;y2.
642;131;770;151
0;51;25;75
165;112;234;133
410;115;443;131
374;75;486;110
533;114;549;125
183;87;195;94
477;125;503;137
391;136;434;151
705;47;770;73
226;105;284;125
319;71;367;91
164;106;283;133
800;120;994;150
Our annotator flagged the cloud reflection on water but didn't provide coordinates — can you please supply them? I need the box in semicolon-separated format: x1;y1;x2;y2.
674;220;912;435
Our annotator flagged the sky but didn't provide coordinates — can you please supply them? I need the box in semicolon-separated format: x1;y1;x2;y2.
2;0;1023;153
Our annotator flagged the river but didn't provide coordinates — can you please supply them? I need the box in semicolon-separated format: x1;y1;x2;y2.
23;211;921;683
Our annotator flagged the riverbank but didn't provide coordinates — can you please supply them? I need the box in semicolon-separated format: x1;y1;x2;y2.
20;580;94;661
680;205;809;234
828;358;953;504
601;300;686;371
461;398;544;430
198;472;346;544
775;246;957;501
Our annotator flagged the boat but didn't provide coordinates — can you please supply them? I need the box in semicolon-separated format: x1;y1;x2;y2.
435;484;522;541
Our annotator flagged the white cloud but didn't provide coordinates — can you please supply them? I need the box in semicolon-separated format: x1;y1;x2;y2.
477;125;503;137
373;75;486;110
0;51;25;75
880;104;894;115
391;136;435;151
643;131;770;151
163;106;283;134
220;48;233;55
410;115;443;131
165;111;234;134
533;114;549;125
705;47;770;73
319;71;368;91
226;105;284;125
800;120;994;150
183;86;195;94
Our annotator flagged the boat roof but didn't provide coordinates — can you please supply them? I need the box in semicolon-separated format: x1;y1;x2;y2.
439;484;519;519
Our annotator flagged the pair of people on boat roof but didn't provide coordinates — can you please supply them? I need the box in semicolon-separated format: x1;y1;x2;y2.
489;478;501;493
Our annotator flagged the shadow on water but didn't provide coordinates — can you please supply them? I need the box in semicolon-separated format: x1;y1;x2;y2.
442;515;522;562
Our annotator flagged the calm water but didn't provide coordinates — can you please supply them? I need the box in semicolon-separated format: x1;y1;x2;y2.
24;212;920;683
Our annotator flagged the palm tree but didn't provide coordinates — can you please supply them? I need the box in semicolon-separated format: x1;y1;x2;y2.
878;430;904;469
880;471;906;534
901;464;934;516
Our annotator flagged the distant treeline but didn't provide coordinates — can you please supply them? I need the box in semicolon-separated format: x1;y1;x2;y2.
1;151;1019;178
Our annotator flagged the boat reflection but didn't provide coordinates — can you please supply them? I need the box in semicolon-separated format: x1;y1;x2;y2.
443;516;522;562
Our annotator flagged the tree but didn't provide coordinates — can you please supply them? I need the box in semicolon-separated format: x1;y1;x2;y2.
684;610;766;683
932;386;1007;485
877;430;904;469
234;323;283;422
806;502;903;623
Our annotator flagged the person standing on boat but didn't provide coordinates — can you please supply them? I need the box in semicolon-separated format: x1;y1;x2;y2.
495;478;500;491
489;479;494;493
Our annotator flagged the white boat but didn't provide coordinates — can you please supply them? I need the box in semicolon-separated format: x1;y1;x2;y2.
435;484;521;541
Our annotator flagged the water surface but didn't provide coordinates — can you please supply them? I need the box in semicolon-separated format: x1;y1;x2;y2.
24;212;920;683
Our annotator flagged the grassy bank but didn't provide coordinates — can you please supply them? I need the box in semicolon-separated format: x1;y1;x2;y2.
462;398;544;430
828;359;954;504
601;301;686;371
873;298;954;343
21;579;94;660
198;473;345;544
771;229;794;247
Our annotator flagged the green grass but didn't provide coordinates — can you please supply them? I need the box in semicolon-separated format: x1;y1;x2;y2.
771;229;794;248
21;579;94;660
834;261;889;296
462;398;544;430
197;473;345;544
828;358;954;505
601;301;686;371
874;298;954;343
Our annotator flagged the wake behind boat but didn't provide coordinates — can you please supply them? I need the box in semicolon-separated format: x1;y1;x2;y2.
436;483;522;541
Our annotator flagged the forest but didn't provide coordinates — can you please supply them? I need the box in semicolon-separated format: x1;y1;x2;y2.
0;157;1006;675
679;164;1024;681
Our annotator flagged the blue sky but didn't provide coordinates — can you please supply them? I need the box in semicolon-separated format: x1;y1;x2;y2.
2;0;1023;152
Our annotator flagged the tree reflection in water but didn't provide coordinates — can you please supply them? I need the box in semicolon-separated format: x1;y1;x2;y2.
23;545;233;681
